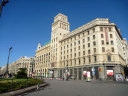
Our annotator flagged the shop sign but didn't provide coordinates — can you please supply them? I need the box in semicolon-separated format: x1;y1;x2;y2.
83;71;87;76
99;67;102;72
116;73;124;81
50;71;53;74
107;70;113;75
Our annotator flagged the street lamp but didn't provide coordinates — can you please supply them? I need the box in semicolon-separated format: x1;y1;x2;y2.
5;47;12;78
0;0;9;17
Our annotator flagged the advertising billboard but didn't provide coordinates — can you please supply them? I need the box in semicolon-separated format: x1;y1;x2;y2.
107;70;113;75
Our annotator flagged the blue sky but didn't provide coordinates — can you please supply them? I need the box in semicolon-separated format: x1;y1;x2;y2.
0;0;128;67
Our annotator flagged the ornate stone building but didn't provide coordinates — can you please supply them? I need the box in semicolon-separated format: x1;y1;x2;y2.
15;56;35;77
35;13;128;80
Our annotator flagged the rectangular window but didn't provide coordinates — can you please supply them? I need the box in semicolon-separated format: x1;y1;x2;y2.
88;50;90;54
79;52;80;56
100;27;103;31
108;56;111;61
94;56;97;62
89;57;91;63
109;27;112;31
78;40;80;44
88;43;90;47
111;41;114;45
101;40;104;45
93;41;96;46
70;43;72;47
101;34;104;38
70;54;72;58
111;47;114;52
83;33;85;37
102;47;105;52
83;45;85;49
94;48;96;53
74;53;76;57
110;34;113;38
70;49;72;52
74;42;76;46
78;46;80;50
74;36;76;40
83;39;85;43
74;48;76;51
88;37;90;41
88;31;90;35
79;59;81;64
93;35;95;39
83;58;85;64
93;28;95;33
78;34;80;38
67;45;69;48
83;51;85;55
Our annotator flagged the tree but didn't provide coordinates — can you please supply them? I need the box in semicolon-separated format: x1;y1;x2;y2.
15;68;27;78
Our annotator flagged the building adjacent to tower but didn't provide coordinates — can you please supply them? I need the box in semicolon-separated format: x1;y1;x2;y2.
34;13;128;80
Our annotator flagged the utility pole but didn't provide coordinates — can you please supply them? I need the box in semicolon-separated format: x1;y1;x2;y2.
0;0;9;17
5;47;12;78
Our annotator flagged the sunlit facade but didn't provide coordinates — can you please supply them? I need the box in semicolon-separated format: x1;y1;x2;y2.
35;13;128;80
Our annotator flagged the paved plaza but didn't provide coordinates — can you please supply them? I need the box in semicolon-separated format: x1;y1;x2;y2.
22;80;128;96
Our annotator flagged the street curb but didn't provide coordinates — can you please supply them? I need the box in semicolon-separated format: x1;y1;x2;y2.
0;83;48;96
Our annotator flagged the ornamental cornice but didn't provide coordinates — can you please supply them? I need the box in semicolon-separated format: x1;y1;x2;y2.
59;18;116;42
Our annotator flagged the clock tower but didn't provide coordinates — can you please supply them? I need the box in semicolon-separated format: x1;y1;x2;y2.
50;13;70;78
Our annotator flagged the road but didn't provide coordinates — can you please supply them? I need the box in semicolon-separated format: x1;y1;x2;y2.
24;80;128;96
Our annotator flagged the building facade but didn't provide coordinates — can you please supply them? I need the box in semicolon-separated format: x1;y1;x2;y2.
35;13;128;80
35;43;51;77
15;56;35;77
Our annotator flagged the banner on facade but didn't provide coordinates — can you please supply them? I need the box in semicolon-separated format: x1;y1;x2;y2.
107;70;113;75
83;71;87;76
99;67;102;72
87;71;91;81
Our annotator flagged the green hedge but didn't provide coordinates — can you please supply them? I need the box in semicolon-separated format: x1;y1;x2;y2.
0;78;43;93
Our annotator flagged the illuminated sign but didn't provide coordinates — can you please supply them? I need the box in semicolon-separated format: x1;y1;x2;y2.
44;40;51;46
107;70;113;75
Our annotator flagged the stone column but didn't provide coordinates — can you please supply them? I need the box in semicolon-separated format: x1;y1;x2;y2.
99;65;105;81
81;67;84;80
77;68;79;80
72;68;75;80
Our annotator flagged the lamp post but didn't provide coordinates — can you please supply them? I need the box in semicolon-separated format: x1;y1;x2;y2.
5;47;12;78
0;0;9;17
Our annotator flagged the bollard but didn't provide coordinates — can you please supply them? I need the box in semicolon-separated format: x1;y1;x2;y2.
37;83;40;90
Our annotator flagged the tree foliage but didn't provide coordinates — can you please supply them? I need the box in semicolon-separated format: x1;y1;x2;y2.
15;68;27;78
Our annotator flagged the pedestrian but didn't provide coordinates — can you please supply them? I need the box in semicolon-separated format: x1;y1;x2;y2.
63;76;64;80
